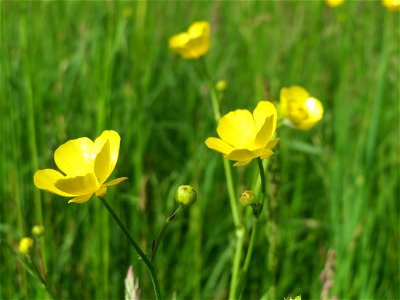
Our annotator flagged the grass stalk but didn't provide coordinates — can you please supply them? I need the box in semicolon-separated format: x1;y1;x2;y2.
97;196;162;300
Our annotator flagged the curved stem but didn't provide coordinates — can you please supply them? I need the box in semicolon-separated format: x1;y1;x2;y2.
98;196;162;300
151;205;182;263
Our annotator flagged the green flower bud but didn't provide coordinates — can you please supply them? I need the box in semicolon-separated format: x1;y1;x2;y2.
240;191;256;206
32;225;44;237
216;80;227;92
175;185;197;206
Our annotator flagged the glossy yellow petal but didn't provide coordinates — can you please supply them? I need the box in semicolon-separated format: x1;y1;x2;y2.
305;97;324;121
382;0;400;11
94;130;121;179
68;194;92;204
253;101;277;130
188;21;210;39
185;21;210;58
233;159;253;167
259;149;274;159
169;33;190;56
217;109;256;149
169;21;210;59
94;140;111;185
205;137;234;155
325;0;345;7
103;177;129;187
228;149;261;161
96;186;107;197
266;138;280;150
280;86;309;118
255;115;275;148
55;173;99;196
54;137;95;176
34;169;76;197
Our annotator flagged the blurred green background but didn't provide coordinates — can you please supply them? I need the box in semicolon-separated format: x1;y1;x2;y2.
1;1;399;299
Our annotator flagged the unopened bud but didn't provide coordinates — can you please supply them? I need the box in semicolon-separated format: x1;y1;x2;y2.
175;185;197;206
18;237;34;255
32;225;44;237
240;191;255;206
216;80;227;92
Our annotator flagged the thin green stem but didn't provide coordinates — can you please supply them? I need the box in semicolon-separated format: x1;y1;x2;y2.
151;205;183;263
242;218;259;274
238;217;259;300
257;158;266;205
97;196;162;300
199;58;244;298
229;225;244;298
236;158;267;298
200;58;241;227
20;15;47;274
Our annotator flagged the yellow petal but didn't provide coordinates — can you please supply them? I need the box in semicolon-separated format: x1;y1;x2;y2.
188;21;210;39
94;130;121;179
170;21;210;59
228;149;261;161
233;159;252;167
185;21;210;58
266;138;280;150
169;32;190;53
94;140;111;185
259;149;274;159
68;194;92;204
205;137;234;155
96;186;107;197
253;101;277;131
217;109;256;149
55;173;99;196
54;137;95;176
281;86;309;103
103;177;129;187
34;169;76;197
280;86;309;118
255;115;275;148
304;97;324;122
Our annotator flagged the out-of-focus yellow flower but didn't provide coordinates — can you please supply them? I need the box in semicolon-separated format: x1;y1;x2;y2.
325;0;344;7
169;21;210;59
34;130;128;204
19;237;34;254
279;86;324;130
205;101;279;167
382;0;400;11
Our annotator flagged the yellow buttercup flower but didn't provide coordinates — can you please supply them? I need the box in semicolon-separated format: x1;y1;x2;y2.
19;237;34;254
34;130;128;204
279;86;324;130
169;21;210;59
205;101;279;167
382;0;400;11
325;0;344;7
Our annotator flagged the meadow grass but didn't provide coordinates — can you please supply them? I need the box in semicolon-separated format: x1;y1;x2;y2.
1;1;399;299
